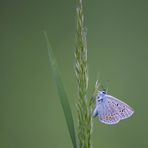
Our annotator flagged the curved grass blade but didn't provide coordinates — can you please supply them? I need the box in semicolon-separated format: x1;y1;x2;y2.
43;31;78;148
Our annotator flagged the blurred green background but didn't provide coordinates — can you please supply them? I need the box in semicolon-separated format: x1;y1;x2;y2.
0;0;148;148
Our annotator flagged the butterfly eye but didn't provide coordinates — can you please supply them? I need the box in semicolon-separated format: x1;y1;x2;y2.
102;91;106;94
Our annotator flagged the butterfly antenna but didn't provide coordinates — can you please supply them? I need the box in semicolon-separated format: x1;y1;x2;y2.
105;80;110;93
96;72;101;92
100;84;105;92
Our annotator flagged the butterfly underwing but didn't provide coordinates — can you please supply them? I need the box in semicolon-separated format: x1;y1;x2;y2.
93;91;134;124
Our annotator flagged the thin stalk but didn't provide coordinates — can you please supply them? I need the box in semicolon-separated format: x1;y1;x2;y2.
75;0;93;148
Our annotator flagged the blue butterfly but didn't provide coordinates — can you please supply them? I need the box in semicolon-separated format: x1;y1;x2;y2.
93;91;134;124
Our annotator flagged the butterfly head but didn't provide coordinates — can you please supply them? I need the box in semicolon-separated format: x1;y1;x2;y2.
96;90;107;103
101;90;106;94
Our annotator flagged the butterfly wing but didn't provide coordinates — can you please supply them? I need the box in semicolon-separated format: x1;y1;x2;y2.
96;95;134;124
97;100;121;124
106;95;134;120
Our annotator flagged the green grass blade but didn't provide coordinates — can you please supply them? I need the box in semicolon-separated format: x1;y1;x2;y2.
43;31;78;148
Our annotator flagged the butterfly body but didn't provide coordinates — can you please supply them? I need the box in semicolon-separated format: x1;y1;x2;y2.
93;91;134;124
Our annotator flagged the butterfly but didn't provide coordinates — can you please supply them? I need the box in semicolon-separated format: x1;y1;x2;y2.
93;90;134;124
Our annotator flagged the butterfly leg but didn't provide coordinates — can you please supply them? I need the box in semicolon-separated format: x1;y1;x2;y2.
92;106;99;117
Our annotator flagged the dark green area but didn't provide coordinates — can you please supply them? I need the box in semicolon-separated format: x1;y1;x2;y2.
0;0;148;148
